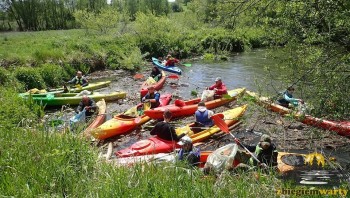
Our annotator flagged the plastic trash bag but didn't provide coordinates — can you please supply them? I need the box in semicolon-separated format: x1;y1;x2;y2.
201;90;215;102
70;109;86;130
204;143;238;174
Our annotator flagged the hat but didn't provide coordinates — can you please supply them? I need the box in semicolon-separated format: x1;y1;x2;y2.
260;134;271;147
215;77;222;81
178;135;192;146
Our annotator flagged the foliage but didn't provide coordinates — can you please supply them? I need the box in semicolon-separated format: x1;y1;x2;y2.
4;0;108;31
14;67;46;90
0;87;42;127
39;64;69;88
74;8;119;34
0;67;22;89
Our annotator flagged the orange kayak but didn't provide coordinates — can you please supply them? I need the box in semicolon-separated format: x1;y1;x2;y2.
246;91;350;137
144;88;246;119
140;71;166;98
81;99;106;139
91;94;172;140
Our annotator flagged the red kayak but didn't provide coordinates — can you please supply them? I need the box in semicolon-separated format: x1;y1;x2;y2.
116;137;180;157
91;94;172;140
140;71;166;98
246;91;350;137
116;105;247;158
144;88;246;119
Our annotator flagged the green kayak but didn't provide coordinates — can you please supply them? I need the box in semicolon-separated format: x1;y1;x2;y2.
20;81;112;97
24;91;126;106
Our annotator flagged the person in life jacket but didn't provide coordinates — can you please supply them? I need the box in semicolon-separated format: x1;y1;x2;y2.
67;71;89;87
235;134;278;168
76;95;97;120
277;86;303;108
165;54;179;67
150;66;162;82
141;86;161;109
194;102;214;127
207;77;228;99
177;135;201;167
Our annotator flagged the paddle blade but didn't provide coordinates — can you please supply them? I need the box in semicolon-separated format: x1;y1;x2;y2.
183;63;191;67
167;74;179;79
211;114;229;133
134;73;144;79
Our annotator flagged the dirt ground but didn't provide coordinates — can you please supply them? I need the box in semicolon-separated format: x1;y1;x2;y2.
86;68;350;169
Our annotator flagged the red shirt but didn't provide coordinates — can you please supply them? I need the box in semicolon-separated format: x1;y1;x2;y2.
209;82;228;97
165;58;179;66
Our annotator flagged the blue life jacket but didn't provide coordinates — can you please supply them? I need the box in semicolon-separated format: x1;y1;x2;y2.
277;91;293;106
195;110;213;126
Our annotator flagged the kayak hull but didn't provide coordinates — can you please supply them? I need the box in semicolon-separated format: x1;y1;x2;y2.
20;81;111;97
140;71;166;98
92;94;172;140
152;57;182;75
116;105;247;158
144;88;246;119
176;105;247;143
26;91;126;106
81;99;106;139
246;91;350;137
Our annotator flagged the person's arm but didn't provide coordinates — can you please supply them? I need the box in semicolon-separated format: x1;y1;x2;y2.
89;99;97;111
242;144;256;152
284;93;299;103
67;77;76;84
171;126;186;141
165;60;171;66
82;77;89;87
141;94;148;102
208;110;214;118
208;84;215;90
174;58;180;64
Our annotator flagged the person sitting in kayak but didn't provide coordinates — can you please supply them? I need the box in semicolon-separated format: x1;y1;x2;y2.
67;71;89;87
150;109;187;141
193;102;214;132
235;134;278;168
150;66;162;82
141;86;160;109
277;86;303;108
165;54;179;67
177;135;201;167
206;77;228;99
76;95;97;120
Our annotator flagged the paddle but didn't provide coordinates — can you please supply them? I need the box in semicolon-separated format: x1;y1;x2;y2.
210;113;229;133
167;74;180;79
134;73;144;79
182;63;192;67
226;131;262;165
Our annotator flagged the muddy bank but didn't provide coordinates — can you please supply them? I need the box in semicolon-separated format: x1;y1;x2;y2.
86;68;350;168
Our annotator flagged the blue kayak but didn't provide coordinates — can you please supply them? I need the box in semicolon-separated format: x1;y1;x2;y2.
152;57;182;75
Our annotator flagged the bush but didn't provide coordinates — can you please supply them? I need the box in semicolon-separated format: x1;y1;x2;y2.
0;67;22;89
40;64;69;88
0;87;43;127
15;67;46;90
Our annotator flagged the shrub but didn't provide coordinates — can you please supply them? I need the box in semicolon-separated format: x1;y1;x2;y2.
0;67;22;89
40;64;69;88
15;67;46;90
